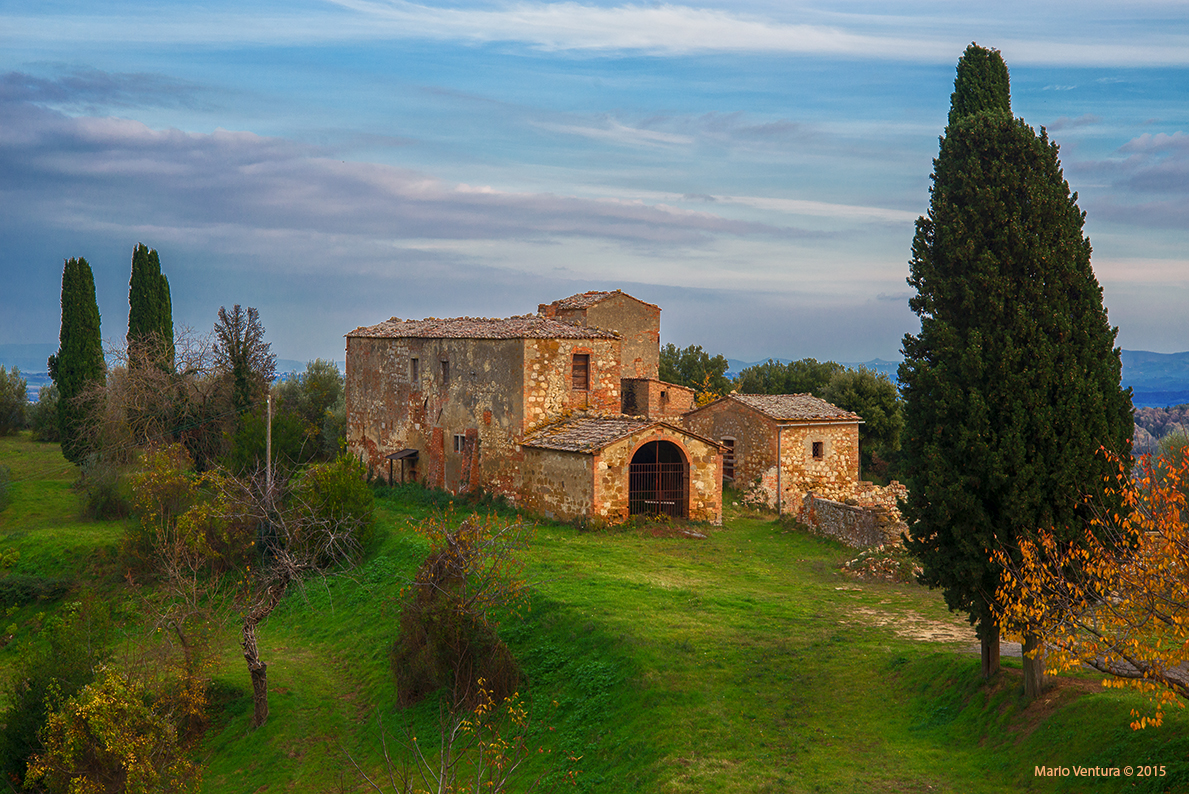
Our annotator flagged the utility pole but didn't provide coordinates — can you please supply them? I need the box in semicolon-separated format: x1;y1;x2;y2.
266;390;273;502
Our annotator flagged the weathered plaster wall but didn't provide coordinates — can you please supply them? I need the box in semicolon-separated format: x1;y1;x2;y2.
345;336;526;496
519;448;594;521
522;338;621;429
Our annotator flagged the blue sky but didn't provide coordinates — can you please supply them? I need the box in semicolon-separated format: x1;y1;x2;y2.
2;0;1187;364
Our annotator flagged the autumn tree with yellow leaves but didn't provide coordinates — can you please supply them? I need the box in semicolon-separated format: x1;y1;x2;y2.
996;449;1189;728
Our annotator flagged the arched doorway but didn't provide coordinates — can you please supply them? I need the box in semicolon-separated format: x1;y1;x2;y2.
628;440;688;518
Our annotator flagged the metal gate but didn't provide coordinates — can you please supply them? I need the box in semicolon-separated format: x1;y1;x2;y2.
628;441;688;519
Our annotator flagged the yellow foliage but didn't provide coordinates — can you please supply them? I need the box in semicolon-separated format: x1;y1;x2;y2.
995;448;1189;728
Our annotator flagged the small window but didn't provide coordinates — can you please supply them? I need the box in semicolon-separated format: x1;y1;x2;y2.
410;357;419;383
812;441;824;460
572;353;590;391
453;433;466;453
722;438;736;481
440;359;450;387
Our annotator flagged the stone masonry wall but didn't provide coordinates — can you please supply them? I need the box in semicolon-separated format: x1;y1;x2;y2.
596;429;722;524
520;448;594;521
776;423;859;512
621;378;696;421
798;481;909;548
681;399;774;489
522;338;622;430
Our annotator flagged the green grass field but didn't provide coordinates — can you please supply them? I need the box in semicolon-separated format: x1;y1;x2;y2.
2;432;1187;793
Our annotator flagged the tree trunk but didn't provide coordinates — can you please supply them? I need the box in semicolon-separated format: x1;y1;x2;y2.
1023;633;1047;700
980;624;1000;679
240;578;290;729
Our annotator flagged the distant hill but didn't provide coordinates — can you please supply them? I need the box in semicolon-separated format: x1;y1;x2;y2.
1119;350;1189;409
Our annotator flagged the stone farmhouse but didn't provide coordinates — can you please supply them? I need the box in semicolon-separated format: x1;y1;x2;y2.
345;290;721;524
683;393;863;514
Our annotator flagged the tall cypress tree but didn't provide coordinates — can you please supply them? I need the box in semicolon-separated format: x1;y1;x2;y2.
899;45;1132;689
48;257;105;464
127;243;174;370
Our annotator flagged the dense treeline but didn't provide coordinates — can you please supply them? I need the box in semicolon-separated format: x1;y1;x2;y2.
659;343;904;478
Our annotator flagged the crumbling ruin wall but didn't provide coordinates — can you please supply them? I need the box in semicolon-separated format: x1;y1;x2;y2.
798;481;909;548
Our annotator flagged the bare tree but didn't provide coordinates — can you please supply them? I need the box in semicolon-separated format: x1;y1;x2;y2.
217;470;363;728
212;305;276;419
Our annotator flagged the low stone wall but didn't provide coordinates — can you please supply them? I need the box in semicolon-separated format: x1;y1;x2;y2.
798;481;908;548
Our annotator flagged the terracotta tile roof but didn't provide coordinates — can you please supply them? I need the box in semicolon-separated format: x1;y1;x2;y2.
544;289;660;312
522;415;655;453
730;394;861;422
347;315;619;340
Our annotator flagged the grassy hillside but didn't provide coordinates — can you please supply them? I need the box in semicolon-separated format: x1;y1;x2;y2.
1;432;1187;793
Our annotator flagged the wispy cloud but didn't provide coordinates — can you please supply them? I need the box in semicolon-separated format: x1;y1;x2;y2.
0;89;794;252
7;2;1187;65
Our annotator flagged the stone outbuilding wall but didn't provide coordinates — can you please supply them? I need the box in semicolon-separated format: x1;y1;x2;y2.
683;394;861;513
621;378;696;421
522;415;722;524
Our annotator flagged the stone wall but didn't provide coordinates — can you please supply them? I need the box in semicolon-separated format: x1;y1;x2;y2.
776;423;860;510
797;481;909;548
523;337;622;429
681;399;775;489
520;448;594;520
544;293;660;378
621;378;696;421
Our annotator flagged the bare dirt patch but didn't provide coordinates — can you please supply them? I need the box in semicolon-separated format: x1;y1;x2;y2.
850;606;976;644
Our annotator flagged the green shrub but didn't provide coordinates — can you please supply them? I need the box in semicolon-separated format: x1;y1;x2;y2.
28;384;60;442
223;405;314;477
75;457;134;521
0;575;72;607
390;515;529;709
0;598;110;787
296;453;376;558
0;366;27;436
0;464;10;513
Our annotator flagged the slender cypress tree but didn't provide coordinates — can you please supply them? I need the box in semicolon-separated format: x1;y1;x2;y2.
48;257;105;464
899;45;1132;689
127;243;174;370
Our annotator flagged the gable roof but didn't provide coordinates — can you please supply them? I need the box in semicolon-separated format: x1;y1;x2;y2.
523;414;718;453
703;393;861;422
540;289;660;313
347;315;619;340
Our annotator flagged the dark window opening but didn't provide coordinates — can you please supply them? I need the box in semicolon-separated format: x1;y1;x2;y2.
629;440;688;519
453;433;466;453
722;438;736;481
441;359;450;387
572;353;590;391
410;357;419;383
812;441;824;460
